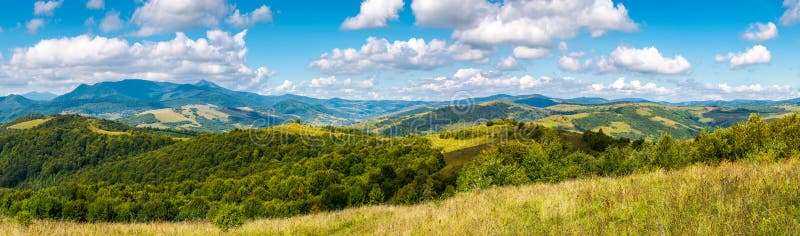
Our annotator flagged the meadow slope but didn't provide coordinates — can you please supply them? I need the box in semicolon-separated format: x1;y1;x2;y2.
2;159;798;235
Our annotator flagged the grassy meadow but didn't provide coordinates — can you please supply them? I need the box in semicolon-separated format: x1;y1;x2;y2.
3;159;798;235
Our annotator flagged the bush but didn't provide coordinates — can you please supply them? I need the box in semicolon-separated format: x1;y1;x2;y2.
213;205;245;232
14;211;34;227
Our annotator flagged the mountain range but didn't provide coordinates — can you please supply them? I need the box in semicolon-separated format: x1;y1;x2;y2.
2;79;800;134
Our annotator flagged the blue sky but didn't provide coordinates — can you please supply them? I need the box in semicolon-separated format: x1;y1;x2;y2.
1;0;800;101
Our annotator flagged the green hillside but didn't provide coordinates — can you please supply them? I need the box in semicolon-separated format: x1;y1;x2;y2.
0;115;195;188
358;101;551;136
1;112;800;234
367;101;796;140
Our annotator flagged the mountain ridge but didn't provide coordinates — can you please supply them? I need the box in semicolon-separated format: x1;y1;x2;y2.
3;79;800;133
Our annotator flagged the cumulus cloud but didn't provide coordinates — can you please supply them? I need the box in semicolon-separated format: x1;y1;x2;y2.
495;56;519;71
399;68;586;99
268;80;298;95
609;46;692;74
309;37;492;74
26;19;45;33
132;0;229;36
341;0;404;30
781;0;800;26
558;42;569;51
34;0;63;16
226;5;273;28
512;46;550;59
411;0;495;28
100;11;124;32
559;46;691;75
1;30;271;93
412;0;637;47
742;22;778;42
674;79;799;101
86;0;104;10
715;45;771;69
310;76;374;89
590;77;675;96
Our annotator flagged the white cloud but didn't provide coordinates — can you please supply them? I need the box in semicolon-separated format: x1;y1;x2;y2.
558;42;568;51
100;11;124;32
512;46;550;59
132;0;229;36
273;67;799;102
1;30;270;93
26;19;45;33
715;45;771;69
559;46;691;75
677;80;799;101
34;0;63;16
309;37;492;74
86;0;104;10
412;0;637;47
411;0;495;28
226;5;273;28
781;0;800;26
495;56;518;71
84;17;95;26
310;76;374;89
558;55;591;72
269;80;297;94
590;77;675;96
609;46;692;74
742;22;778;42
400;68;583;97
717;83;789;93
341;0;404;30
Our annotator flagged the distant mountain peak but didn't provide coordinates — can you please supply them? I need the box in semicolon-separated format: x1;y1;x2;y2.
20;91;58;101
194;80;223;89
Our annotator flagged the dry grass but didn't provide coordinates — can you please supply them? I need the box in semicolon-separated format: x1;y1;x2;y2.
88;124;128;136
138;109;197;124
6;118;52;130
3;160;799;235
593;121;642;136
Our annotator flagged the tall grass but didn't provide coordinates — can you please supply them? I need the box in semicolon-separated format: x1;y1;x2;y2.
3;160;799;235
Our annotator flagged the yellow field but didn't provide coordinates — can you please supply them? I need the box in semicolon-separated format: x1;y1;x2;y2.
6;118;52;129
138;109;196;124
88;124;128;136
593;121;642;136
3;159;798;235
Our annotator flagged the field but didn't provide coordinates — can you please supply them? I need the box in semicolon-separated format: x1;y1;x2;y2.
5;118;52;130
3;159;797;235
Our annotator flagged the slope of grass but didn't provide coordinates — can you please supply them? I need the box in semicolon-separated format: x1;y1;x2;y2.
4;159;798;235
5;118;52;130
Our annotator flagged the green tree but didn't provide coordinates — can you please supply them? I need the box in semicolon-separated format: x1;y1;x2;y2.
14;211;34;227
368;185;384;204
213;205;245;232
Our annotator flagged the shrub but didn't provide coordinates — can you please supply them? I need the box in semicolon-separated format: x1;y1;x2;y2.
14;211;34;227
213;205;245;232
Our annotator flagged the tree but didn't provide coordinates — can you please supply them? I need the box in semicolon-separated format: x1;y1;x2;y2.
213;205;245;232
368;184;384;204
14;211;34;227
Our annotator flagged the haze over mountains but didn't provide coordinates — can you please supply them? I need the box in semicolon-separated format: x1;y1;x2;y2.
2;79;800;134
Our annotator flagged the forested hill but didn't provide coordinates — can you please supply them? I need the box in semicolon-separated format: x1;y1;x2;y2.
0;116;449;221
0;115;195;188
